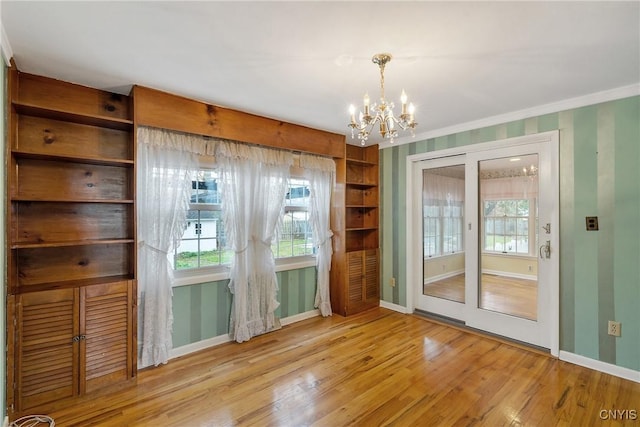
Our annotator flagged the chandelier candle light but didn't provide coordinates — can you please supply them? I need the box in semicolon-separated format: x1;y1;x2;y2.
348;53;417;145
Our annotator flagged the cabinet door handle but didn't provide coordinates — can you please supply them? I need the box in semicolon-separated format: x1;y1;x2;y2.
43;129;56;144
72;335;80;342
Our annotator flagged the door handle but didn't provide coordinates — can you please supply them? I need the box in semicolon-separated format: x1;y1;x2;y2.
539;240;551;259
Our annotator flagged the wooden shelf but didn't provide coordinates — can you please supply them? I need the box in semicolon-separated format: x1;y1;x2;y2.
12;150;134;167
346;158;377;166
346;227;378;232
12;239;135;249
13;102;133;131
11;275;135;294
12;197;134;203
346;181;377;187
346;204;378;208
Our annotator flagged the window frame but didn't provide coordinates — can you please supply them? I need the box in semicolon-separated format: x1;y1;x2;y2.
423;199;464;259
481;197;537;257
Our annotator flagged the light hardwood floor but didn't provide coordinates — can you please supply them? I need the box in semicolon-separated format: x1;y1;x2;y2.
43;308;639;426
425;273;537;320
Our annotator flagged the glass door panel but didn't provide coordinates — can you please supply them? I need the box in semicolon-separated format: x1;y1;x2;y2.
478;155;539;320
413;155;467;321
423;165;466;303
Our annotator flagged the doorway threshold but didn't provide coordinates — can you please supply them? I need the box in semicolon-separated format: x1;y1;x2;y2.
413;309;551;356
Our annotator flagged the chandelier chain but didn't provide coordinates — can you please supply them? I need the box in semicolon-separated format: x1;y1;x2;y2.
379;61;385;102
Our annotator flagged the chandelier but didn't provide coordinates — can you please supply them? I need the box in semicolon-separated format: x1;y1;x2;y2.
348;53;417;145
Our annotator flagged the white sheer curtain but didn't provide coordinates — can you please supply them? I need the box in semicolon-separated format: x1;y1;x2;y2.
137;127;214;367
301;153;335;317
423;172;465;208
481;176;538;200
216;141;293;343
422;168;464;216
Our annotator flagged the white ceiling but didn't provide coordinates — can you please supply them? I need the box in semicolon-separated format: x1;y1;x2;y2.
2;1;639;146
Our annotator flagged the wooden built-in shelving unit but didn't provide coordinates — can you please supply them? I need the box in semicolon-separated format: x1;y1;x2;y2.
6;71;137;418
331;144;380;316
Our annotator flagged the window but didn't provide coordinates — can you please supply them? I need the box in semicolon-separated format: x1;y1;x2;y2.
272;178;313;258
174;171;314;271
483;199;532;254
423;200;464;258
174;170;230;270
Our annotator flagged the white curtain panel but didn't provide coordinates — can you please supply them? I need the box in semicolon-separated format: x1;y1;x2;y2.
423;172;465;206
137;127;203;367
217;141;293;343
301;153;335;317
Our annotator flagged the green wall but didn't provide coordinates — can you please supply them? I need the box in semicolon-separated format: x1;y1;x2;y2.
380;96;640;372
172;267;317;347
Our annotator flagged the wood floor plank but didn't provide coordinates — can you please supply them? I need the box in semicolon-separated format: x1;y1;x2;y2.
37;308;639;426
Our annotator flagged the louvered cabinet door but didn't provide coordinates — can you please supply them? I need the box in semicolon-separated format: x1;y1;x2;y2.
347;251;365;306
364;249;379;302
80;280;134;394
15;288;79;411
345;249;380;314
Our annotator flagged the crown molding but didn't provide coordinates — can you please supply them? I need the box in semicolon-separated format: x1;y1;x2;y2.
1;23;13;65
379;83;640;150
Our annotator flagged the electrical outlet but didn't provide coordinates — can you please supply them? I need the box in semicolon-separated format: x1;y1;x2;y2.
390;277;396;287
607;320;621;337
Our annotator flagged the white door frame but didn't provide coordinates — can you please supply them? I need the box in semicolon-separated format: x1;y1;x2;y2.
406;130;559;357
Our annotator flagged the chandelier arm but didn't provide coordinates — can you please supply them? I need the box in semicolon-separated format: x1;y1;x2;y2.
349;114;382;132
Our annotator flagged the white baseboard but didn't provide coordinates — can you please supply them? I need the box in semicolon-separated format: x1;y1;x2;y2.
482;269;537;281
170;334;233;360
425;269;465;285
559;351;640;383
169;309;321;360
280;309;320;326
3;415;8;427
380;300;411;314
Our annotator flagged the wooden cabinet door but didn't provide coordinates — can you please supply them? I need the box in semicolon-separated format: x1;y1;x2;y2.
12;282;134;413
364;249;379;302
15;288;80;411
80;280;134;394
345;249;379;314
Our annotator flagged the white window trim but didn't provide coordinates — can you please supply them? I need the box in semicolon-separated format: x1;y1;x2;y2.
172;255;316;288
423;251;466;261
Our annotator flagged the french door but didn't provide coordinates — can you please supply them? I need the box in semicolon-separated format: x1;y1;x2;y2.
409;132;559;353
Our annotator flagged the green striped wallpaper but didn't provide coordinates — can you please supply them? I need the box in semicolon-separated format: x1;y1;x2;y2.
172;267;317;348
380;96;640;372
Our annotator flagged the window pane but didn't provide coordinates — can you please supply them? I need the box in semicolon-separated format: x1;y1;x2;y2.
190;170;221;204
176;208;229;270
274;178;314;258
482;198;534;255
517;200;529;216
